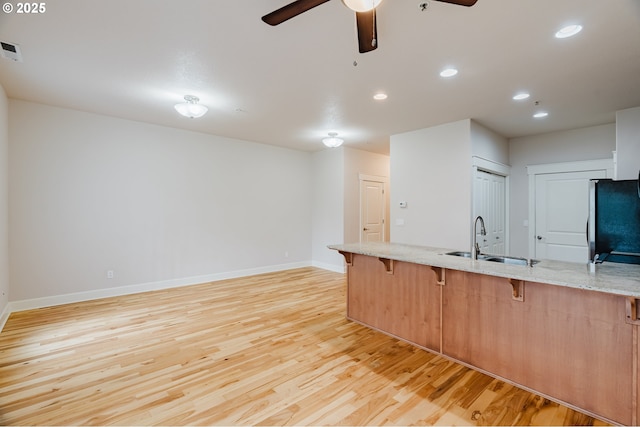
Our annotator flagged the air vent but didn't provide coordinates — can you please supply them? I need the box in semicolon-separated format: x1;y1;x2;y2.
1;41;23;62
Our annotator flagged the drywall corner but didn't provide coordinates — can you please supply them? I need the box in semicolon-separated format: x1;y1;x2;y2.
311;148;345;271
0;84;9;323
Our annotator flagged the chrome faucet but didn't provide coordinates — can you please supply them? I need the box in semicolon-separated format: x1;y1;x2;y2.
472;215;486;260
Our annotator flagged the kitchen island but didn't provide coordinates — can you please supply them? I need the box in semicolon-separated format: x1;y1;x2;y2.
329;242;640;426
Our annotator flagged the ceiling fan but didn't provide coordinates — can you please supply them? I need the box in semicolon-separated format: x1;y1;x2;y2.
262;0;478;54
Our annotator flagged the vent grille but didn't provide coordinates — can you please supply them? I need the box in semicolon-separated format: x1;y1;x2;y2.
1;41;23;62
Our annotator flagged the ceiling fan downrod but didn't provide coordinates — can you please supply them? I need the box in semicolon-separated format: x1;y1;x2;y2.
371;8;377;47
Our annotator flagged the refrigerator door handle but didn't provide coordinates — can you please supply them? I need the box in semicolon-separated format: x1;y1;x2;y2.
586;220;589;243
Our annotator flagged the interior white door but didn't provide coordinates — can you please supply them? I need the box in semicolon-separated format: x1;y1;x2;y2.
474;170;506;255
360;180;385;242
534;170;608;262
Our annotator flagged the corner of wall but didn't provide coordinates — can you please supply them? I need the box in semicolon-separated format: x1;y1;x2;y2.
311;148;346;271
390;119;473;249
0;83;9;325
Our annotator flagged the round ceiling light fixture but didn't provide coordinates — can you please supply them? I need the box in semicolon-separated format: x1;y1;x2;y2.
322;132;344;148
533;111;549;119
373;93;388;100
342;0;383;12
175;95;208;118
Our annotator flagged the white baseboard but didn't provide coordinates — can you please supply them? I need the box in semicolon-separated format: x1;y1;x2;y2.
312;260;346;274
6;261;315;316
0;302;10;332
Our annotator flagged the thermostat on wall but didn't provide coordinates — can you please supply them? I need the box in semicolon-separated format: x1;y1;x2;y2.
399;201;407;208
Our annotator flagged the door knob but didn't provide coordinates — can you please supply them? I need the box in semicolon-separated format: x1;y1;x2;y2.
363;227;369;231
537;235;543;240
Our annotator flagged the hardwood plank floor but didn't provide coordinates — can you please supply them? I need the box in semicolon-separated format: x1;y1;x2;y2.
0;267;608;426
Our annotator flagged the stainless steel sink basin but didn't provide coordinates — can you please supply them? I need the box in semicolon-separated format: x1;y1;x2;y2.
445;251;473;258
484;256;539;266
445;251;490;260
445;251;538;266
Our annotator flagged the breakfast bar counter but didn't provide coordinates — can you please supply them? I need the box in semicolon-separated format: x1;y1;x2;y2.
329;241;640;297
329;242;640;426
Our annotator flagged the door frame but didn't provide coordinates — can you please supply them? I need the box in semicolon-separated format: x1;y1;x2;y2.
472;157;511;254
527;158;614;258
359;173;388;243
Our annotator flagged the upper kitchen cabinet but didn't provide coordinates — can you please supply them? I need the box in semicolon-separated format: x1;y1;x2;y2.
615;106;640;180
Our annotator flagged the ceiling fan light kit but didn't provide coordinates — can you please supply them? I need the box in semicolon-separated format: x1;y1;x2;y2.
342;0;382;12
175;95;208;119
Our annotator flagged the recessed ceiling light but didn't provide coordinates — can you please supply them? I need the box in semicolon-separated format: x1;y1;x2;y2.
555;24;583;39
439;68;458;78
373;93;388;100
513;92;530;101
533;111;549;119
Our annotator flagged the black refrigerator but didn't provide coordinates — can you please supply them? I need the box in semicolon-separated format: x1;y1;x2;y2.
588;177;640;264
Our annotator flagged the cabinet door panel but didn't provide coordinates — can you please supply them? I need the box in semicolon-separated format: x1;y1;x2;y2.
347;255;441;351
442;270;525;376
523;281;632;424
442;269;633;425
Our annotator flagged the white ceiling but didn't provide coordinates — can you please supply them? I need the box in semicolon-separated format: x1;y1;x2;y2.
1;0;639;155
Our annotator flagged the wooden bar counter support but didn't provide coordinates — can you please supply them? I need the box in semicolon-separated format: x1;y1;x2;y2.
378;257;394;274
429;266;445;285
509;278;524;301
337;250;636;426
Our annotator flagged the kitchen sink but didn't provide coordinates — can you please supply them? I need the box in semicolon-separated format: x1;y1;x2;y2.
484;256;539;266
445;251;473;258
444;251;490;260
445;251;538;266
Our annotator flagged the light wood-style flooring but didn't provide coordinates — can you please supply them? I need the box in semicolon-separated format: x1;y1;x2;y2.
0;267;608;425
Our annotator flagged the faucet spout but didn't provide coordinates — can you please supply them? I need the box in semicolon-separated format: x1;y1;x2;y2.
472;215;487;260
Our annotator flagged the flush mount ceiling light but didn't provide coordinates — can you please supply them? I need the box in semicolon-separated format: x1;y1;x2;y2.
342;0;383;12
555;24;582;39
513;92;530;101
533;111;549;119
174;95;208;118
440;67;458;78
322;132;344;148
373;93;388;100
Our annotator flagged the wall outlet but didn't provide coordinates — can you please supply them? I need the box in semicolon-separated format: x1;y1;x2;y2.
107;270;114;279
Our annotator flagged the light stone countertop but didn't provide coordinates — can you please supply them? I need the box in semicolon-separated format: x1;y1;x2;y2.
328;241;640;298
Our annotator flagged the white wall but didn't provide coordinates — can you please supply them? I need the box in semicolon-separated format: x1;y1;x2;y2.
615;106;640;180
508;123;616;257
471;120;509;165
343;147;390;244
311;148;345;271
390;120;472;249
0;84;9;324
310;147;390;272
9;100;313;302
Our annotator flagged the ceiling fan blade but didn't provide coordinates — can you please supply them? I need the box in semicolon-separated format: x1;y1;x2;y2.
262;0;332;25
433;0;478;6
356;9;377;53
